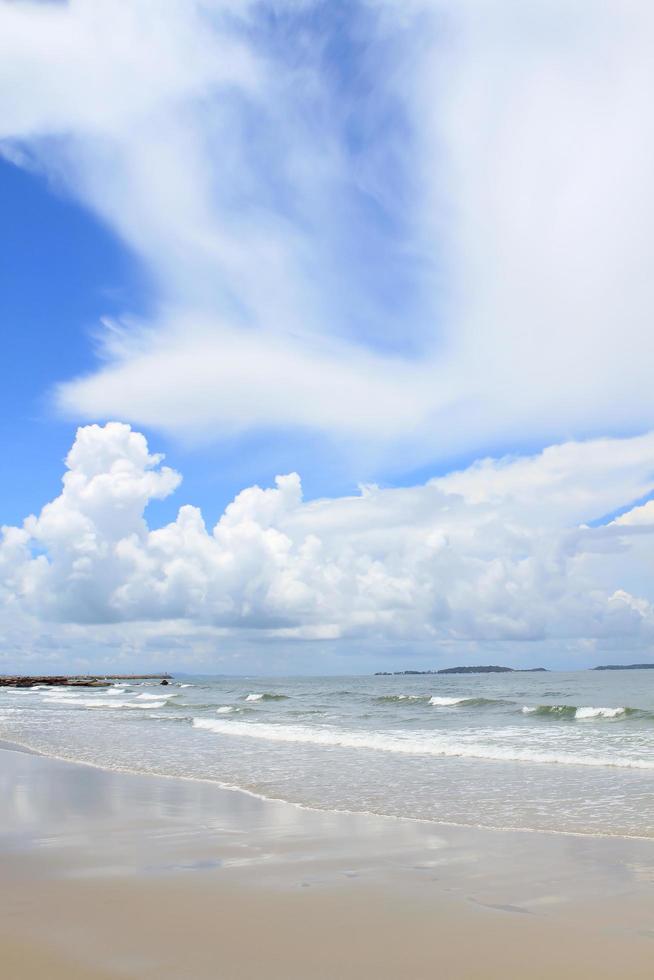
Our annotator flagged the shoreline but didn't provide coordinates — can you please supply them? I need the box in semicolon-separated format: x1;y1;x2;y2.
1;744;654;978
2;733;653;844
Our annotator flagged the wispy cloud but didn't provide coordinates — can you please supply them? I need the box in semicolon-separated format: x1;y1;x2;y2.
2;1;654;469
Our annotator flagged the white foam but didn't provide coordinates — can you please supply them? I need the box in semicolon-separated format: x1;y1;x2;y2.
216;706;235;714
245;693;264;702
42;696;117;707
42;696;167;710
135;692;176;701
429;696;468;706
521;704;629;719
575;706;626;720
191;718;654;770
179;684;193;688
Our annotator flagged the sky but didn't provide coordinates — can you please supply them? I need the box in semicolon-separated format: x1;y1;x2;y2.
1;0;654;675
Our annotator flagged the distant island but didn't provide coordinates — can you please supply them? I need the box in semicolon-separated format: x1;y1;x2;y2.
593;663;654;671
374;665;548;676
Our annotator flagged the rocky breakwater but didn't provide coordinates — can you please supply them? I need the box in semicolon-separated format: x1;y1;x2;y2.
0;674;172;688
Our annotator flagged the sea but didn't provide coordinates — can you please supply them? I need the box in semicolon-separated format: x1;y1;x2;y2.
1;671;653;839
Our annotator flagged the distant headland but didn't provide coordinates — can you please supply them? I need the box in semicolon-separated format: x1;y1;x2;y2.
376;662;654;675
374;665;548;676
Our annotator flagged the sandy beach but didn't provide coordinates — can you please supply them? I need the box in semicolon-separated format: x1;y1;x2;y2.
0;744;652;979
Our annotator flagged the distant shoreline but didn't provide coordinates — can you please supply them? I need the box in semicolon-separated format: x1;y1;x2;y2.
374;665;547;675
375;663;654;675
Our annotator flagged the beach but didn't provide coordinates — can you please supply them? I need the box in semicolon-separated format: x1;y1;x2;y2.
2;744;654;979
2;673;654;838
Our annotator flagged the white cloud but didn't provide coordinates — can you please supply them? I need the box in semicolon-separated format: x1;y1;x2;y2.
613;499;654;527
1;1;654;464
402;0;654;451
56;314;436;441
1;424;653;661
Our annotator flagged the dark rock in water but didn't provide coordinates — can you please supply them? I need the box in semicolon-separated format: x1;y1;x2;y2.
160;678;169;685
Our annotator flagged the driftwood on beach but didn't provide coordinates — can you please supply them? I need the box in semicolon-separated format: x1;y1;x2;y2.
0;674;173;688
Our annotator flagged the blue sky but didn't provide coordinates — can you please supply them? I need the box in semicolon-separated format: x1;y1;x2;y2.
0;0;439;520
1;0;654;673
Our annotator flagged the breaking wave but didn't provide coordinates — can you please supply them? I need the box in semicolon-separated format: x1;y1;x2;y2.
375;695;507;707
375;694;428;703
521;704;642;720
429;696;506;708
41;696;168;710
191;718;654;769
135;692;178;701
244;693;289;702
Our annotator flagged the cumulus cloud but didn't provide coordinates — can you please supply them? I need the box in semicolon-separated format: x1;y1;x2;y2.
1;1;654;464
1;424;653;658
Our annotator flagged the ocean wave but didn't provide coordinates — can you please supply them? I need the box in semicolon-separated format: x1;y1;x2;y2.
429;696;508;708
190;718;654;769
576;706;629;719
42;696;94;707
521;704;640;720
42;695;168;710
244;693;288;702
376;694;507;708
145;712;192;722
216;706;236;714
127;700;168;710
135;691;178;701
375;694;428;703
429;696;470;706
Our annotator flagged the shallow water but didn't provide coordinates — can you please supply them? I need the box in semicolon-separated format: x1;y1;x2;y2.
1;671;653;837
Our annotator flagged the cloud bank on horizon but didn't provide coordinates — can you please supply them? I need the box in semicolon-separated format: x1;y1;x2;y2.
2;0;654;466
1;1;654;670
1;423;654;670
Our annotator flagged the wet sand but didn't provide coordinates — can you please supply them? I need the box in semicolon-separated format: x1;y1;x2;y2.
1;744;654;978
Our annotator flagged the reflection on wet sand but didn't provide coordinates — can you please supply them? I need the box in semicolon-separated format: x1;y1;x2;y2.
2;746;654;979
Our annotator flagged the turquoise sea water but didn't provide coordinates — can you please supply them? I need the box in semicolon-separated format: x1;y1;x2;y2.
1;671;653;838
